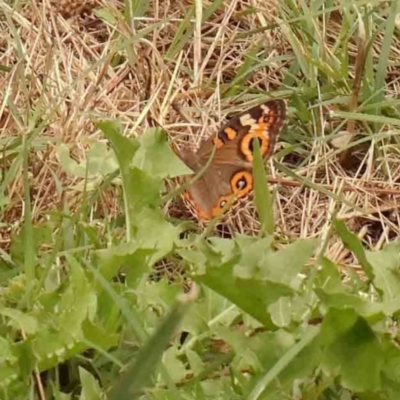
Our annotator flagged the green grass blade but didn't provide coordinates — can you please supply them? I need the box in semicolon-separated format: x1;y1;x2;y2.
330;110;400;126
22;129;35;288
334;219;374;282
166;0;225;60
374;0;399;103
124;0;149;21
252;139;274;236
225;43;263;97
83;257;147;344
165;6;195;60
247;326;320;400
107;292;196;400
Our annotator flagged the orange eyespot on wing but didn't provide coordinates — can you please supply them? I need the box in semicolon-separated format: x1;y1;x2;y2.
238;100;285;162
240;125;270;162
211;194;233;218
230;171;253;197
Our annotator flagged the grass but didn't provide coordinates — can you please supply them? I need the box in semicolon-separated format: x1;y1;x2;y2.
1;0;400;399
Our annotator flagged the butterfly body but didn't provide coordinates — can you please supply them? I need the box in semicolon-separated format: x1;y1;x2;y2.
177;100;286;221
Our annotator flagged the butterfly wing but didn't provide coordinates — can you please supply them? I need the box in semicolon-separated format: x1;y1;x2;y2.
197;99;286;163
178;100;286;221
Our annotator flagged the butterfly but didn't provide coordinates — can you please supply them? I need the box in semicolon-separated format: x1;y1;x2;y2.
176;100;286;221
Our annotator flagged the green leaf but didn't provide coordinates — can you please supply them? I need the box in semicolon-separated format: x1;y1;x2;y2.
93;241;154;283
56;140;118;183
56;144;86;178
132;128;191;178
79;367;104;400
99;121;179;258
257;239;318;289
165;0;224;60
195;261;292;327
107;295;194;400
234;236;274;278
0;308;38;335
98;120;140;240
314;257;343;292
315;289;383;322
212;325;294;373
180;286;239;337
267;297;292;328
163;346;187;382
334;219;374;281
381;336;400;388
366;241;400;303
87;142;118;176
247;326;320;400
320;308;383;392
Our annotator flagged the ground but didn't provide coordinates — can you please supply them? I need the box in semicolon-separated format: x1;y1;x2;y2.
1;1;400;399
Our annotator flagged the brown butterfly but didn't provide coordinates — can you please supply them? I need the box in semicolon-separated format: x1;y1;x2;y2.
176;100;286;221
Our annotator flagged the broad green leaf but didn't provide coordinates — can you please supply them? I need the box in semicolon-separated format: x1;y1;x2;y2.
94;7;118;25
97;120;140;240
315;289;383;322
181;286;239;337
195;261;292;327
267;297;292;328
0;354;20;387
234;236;274;278
133;206;179;264
320;308;383;392
56;144;86;178
93;241;154;284
10;223;52;266
366;242;400;303
84;256;148;345
79;367;104;400
334;219;374;281
137;279;181;311
86;142;118;176
163;346;187;382
247;326;320;400
314;257;343;292
132;128;191;178
278;334;322;386
100;122;179;258
56;142;117;180
257;239;318;289
0;308;38;335
186;349;205;376
381;336;400;390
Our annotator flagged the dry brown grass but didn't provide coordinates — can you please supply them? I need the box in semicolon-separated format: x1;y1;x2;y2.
0;0;400;271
